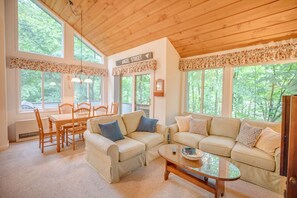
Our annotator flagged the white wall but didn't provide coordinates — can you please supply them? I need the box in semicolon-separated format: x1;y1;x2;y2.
5;0;108;141
108;38;181;125
0;0;9;150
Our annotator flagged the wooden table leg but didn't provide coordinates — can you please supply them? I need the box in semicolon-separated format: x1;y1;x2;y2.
48;118;53;143
216;180;225;198
56;123;61;152
164;160;170;180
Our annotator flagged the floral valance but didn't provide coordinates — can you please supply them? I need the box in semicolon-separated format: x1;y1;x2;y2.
8;57;108;76
179;39;297;71
112;59;157;76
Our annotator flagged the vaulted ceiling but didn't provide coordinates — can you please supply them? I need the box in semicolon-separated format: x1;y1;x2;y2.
40;0;297;57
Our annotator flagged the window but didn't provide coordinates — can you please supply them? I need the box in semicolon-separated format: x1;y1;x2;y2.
232;63;297;122
20;69;62;111
74;36;102;64
18;0;63;57
186;68;223;115
74;75;102;105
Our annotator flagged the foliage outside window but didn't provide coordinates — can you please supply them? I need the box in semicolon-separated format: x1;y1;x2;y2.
187;69;223;115
18;0;63;57
121;76;133;114
232;63;297;122
74;75;102;106
74;36;102;64
20;69;62;111
135;74;151;117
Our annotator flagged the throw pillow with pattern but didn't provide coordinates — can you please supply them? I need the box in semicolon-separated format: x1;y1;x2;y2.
236;123;262;148
189;118;208;136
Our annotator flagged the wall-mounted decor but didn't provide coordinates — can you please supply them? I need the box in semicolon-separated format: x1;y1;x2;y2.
116;52;153;66
154;79;164;97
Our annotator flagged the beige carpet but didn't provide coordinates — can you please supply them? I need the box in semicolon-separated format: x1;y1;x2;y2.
0;140;282;198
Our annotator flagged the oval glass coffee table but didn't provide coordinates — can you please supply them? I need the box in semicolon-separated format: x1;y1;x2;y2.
158;144;241;198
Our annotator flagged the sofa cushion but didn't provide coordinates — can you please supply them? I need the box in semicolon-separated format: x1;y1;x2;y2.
185;113;213;132
88;115;127;136
210;117;241;139
128;132;164;150
189;118;208;136
231;142;275;172
256;127;281;156
199;136;235;157
241;118;281;133
122;111;146;134
99;120;124;142
115;137;145;162
236;123;262;148
175;115;191;132
174;132;206;148
136;116;158;132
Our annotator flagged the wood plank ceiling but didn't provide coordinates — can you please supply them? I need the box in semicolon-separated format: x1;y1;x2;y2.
40;0;297;58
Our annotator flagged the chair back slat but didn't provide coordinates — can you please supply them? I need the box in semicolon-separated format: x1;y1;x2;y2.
110;102;119;114
34;108;44;134
59;103;73;114
93;105;108;116
77;102;91;109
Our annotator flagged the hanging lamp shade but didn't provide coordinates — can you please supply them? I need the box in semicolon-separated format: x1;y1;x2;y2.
84;77;92;83
71;75;81;83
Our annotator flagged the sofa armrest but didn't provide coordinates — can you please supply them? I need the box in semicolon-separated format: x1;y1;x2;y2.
274;147;281;173
156;124;169;143
84;130;119;163
168;123;179;144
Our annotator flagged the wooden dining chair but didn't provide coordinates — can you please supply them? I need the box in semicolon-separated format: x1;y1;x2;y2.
34;108;63;153
110;102;119;114
77;102;91;109
58;103;73;114
66;107;91;150
93;105;108;116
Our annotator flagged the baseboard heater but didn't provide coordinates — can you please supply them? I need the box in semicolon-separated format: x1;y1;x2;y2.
15;118;48;142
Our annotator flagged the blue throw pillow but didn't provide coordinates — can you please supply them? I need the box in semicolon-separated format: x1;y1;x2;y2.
136;116;158;132
99;120;124;142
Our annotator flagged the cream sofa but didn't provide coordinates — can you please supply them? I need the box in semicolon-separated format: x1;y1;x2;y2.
169;113;286;194
84;110;168;183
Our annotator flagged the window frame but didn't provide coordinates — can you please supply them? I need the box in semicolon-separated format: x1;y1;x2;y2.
73;75;104;105
119;71;154;117
17;69;63;113
185;68;223;116
16;0;65;58
73;33;104;64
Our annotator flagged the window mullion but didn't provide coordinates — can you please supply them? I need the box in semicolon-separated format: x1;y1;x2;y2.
41;72;44;110
201;71;205;113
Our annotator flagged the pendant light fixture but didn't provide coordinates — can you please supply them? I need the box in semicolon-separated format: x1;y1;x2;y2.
68;0;92;84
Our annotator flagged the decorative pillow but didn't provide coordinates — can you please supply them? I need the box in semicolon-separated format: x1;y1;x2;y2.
175;115;191;131
256;127;281;156
189;118;208;136
136;116;158;132
236;123;262;148
99;120;124;142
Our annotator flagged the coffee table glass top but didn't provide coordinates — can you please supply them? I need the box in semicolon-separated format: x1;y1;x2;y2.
158;144;241;181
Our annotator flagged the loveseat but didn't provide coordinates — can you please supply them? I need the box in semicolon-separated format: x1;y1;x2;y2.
84;110;168;183
169;113;286;194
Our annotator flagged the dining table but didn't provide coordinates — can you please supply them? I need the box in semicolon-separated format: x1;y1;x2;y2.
48;112;114;152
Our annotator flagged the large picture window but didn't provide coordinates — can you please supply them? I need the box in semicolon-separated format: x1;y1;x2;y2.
20;69;62;111
18;0;63;57
74;36;102;64
187;68;223;115
232;63;297;122
74;75;102;105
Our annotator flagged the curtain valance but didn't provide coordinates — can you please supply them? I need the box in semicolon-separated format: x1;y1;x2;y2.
112;59;157;76
179;39;297;71
8;57;108;76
